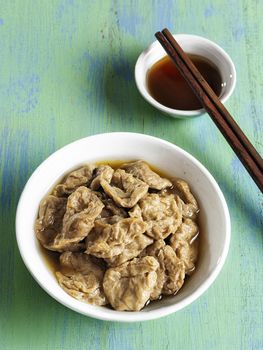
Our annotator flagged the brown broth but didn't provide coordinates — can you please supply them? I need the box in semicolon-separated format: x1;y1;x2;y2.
96;160;169;178
147;54;222;110
40;245;60;272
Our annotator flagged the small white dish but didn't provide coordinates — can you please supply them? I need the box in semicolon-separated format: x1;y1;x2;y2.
16;132;231;322
135;34;236;118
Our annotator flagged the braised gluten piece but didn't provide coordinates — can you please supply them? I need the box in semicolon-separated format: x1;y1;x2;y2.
35;160;200;311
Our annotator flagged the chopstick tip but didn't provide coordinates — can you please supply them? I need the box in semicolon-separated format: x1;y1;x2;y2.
155;31;162;39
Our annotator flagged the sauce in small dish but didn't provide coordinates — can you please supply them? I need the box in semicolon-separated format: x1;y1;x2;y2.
147;54;222;110
135;33;236;117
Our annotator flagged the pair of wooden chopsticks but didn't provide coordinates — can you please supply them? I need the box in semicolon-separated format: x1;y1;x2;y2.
155;28;263;193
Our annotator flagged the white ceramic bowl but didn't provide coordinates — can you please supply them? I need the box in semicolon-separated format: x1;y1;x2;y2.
135;34;236;118
16;132;230;322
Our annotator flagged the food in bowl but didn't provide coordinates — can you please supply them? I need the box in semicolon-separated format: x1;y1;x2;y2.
35;160;200;311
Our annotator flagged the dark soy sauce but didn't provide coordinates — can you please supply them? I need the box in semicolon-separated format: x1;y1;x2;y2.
147;54;222;110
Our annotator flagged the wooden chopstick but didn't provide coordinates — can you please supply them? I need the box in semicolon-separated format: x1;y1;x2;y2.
155;29;263;193
161;29;263;173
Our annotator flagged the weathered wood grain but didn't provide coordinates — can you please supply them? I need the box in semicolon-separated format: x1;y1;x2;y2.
0;0;262;349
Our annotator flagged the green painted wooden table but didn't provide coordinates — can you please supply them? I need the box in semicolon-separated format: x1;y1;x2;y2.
0;1;262;349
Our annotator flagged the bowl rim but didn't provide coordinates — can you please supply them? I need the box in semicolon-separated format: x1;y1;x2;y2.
16;132;231;322
135;33;237;117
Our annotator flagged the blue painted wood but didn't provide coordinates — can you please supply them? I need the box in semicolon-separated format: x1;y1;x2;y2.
0;1;262;349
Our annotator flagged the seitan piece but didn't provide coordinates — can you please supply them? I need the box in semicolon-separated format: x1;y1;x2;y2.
56;252;107;306
103;256;159;311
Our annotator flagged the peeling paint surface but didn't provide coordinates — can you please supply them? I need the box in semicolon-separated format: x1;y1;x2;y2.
0;1;262;350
